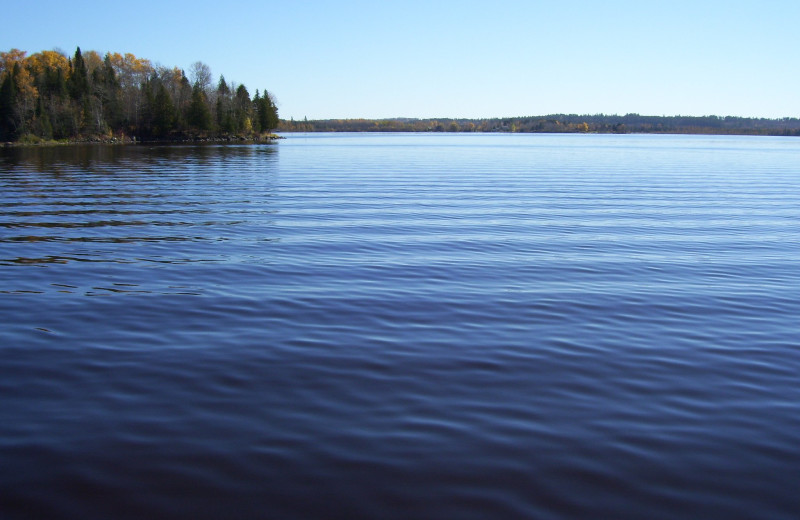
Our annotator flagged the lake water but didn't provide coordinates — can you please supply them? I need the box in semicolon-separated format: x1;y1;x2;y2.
2;133;800;519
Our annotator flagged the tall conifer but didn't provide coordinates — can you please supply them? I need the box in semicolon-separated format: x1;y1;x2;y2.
0;71;18;140
68;47;90;100
187;83;211;131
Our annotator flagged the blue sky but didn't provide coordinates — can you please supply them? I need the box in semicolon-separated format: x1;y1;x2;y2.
3;0;799;120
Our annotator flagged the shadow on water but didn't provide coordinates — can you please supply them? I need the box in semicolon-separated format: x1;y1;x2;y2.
0;143;278;176
0;144;280;272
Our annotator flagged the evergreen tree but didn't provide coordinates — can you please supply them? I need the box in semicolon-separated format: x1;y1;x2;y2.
68;47;90;101
217;75;230;96
81;96;93;133
152;83;176;137
35;96;53;139
215;75;233;132
0;70;18;140
49;67;68;99
139;79;155;135
253;90;262;132
175;74;193;130
255;90;279;132
187;82;211;132
97;54;123;130
233;84;251;133
216;96;233;133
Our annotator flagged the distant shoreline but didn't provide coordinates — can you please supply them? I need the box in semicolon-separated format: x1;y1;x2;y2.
278;114;800;136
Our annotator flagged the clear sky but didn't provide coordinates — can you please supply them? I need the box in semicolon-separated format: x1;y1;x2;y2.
3;0;799;120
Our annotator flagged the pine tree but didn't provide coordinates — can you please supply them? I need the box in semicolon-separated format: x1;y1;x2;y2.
97;54;123;130
0;71;18;140
233;84;251;133
253;90;262;132
152;83;176;137
139;79;155;135
68;47;90;101
52;67;68;99
217;75;230;96
35;96;53;139
187;83;211;132
255;90;279;133
215;75;233;133
175;74;193;131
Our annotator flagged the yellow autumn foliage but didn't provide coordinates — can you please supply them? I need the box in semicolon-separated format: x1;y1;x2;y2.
25;50;70;77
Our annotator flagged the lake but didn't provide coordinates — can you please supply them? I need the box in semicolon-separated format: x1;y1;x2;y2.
2;133;800;519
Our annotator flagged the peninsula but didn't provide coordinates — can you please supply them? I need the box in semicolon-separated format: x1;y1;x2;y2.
0;47;279;144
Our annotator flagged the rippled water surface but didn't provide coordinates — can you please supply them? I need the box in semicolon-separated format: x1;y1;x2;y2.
2;133;800;519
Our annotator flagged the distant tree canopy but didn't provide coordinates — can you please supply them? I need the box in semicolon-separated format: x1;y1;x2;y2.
281;114;800;136
0;47;279;142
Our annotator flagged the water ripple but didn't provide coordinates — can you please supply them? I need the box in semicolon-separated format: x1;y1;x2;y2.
2;136;800;519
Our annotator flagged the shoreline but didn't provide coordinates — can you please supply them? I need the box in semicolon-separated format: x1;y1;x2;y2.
2;134;283;148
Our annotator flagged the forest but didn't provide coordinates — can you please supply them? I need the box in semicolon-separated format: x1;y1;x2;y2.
4;46;798;142
282;114;800;136
0;47;279;143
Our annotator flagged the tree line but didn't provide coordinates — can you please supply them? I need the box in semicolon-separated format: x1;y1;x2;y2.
0;47;279;143
282;114;800;136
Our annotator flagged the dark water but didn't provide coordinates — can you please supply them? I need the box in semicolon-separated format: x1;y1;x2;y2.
2;133;799;519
